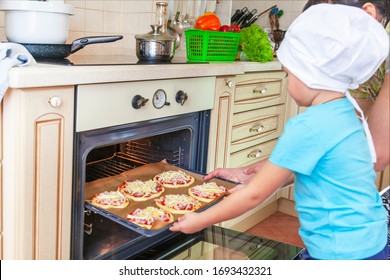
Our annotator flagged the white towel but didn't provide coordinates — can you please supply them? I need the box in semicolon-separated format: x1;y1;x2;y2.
0;42;36;101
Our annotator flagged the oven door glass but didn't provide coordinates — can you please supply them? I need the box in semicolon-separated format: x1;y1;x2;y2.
136;226;304;260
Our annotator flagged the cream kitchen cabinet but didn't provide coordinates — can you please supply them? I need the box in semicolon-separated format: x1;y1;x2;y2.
207;71;287;231
1;86;74;259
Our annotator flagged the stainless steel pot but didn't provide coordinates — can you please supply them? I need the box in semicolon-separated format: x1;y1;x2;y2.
135;25;176;62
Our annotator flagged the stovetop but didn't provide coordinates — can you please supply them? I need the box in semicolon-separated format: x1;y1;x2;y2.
36;55;208;66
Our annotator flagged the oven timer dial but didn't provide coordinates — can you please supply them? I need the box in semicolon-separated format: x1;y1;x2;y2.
152;89;170;109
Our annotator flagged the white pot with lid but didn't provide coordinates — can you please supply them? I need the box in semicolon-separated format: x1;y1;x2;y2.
0;0;74;44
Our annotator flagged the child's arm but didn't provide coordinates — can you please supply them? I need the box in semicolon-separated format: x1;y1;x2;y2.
203;160;266;183
170;160;293;234
368;73;390;171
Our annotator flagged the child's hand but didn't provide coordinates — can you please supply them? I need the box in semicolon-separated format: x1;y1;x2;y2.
204;167;256;183
228;183;245;194
169;212;205;234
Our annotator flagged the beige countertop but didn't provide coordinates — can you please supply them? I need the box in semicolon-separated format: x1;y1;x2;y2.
8;58;282;88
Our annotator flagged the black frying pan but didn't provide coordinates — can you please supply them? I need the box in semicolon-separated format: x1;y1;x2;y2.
21;35;123;59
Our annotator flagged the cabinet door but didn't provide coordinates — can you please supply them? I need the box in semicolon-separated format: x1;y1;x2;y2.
210;71;288;231
207;76;235;172
2;87;74;259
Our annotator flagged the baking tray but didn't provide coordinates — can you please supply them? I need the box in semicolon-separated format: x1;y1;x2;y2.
84;161;237;237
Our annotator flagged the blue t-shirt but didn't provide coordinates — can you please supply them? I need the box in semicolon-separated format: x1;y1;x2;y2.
269;98;387;259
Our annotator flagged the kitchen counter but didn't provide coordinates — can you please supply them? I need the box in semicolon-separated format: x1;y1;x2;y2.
8;58;282;88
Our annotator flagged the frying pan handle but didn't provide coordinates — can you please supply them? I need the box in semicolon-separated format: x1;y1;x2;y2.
70;35;123;53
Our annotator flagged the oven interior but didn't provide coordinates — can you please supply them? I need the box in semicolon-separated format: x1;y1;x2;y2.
82;129;198;260
85;131;191;183
72;111;210;259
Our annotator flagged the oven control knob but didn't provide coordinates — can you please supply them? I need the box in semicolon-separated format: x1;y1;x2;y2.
175;90;188;106
132;95;149;109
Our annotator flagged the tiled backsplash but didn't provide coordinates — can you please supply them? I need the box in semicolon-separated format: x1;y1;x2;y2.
0;0;308;58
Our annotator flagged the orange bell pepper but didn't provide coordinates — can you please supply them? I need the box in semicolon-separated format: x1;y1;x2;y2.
195;13;221;31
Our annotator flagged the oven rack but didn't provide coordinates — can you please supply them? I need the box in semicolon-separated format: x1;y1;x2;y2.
123;141;184;166
86;141;184;182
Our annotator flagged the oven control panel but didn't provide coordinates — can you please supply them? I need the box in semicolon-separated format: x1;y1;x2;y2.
76;77;216;132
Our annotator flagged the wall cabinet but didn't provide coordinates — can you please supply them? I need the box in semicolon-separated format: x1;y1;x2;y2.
207;71;287;231
1;87;74;259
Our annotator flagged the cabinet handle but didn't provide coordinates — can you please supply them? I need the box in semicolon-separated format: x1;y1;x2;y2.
247;150;263;158
253;88;268;94
226;80;234;88
249;125;265;133
48;96;62;108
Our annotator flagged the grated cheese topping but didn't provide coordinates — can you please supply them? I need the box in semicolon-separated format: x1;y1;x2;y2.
124;180;161;195
155;170;193;185
94;191;127;206
191;182;226;198
127;206;172;225
156;194;201;210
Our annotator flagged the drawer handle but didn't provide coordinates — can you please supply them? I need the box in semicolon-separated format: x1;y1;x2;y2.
247;150;263;158
253;88;268;94
249;125;265;133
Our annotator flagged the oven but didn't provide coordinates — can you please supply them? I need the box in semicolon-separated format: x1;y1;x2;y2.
70;73;302;260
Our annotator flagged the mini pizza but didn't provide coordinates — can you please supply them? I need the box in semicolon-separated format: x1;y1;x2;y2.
155;194;202;214
118;179;164;201
89;190;129;209
188;182;227;203
153;170;195;188
126;206;174;229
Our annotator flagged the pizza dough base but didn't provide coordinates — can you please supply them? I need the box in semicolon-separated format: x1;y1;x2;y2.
118;181;165;201
127;207;174;229
155;199;202;215
153;173;195;188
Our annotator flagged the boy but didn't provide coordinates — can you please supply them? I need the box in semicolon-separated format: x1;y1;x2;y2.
170;4;389;259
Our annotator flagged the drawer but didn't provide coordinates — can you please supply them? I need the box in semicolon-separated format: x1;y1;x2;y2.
229;139;278;168
234;71;286;113
231;105;285;153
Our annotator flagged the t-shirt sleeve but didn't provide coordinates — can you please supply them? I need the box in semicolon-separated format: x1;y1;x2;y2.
269;118;326;175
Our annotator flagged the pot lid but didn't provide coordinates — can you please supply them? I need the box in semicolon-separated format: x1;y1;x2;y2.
0;1;74;15
135;25;175;41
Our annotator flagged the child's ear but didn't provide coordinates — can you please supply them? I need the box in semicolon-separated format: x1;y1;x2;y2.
361;3;379;21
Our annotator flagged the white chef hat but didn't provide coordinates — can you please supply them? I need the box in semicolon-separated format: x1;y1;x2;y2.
277;4;389;92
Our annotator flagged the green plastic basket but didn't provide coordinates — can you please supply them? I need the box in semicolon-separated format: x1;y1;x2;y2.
185;29;241;62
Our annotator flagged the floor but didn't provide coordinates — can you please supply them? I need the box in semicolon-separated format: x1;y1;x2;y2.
245;211;306;248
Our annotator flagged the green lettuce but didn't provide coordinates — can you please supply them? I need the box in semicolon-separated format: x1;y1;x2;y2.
239;25;274;63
